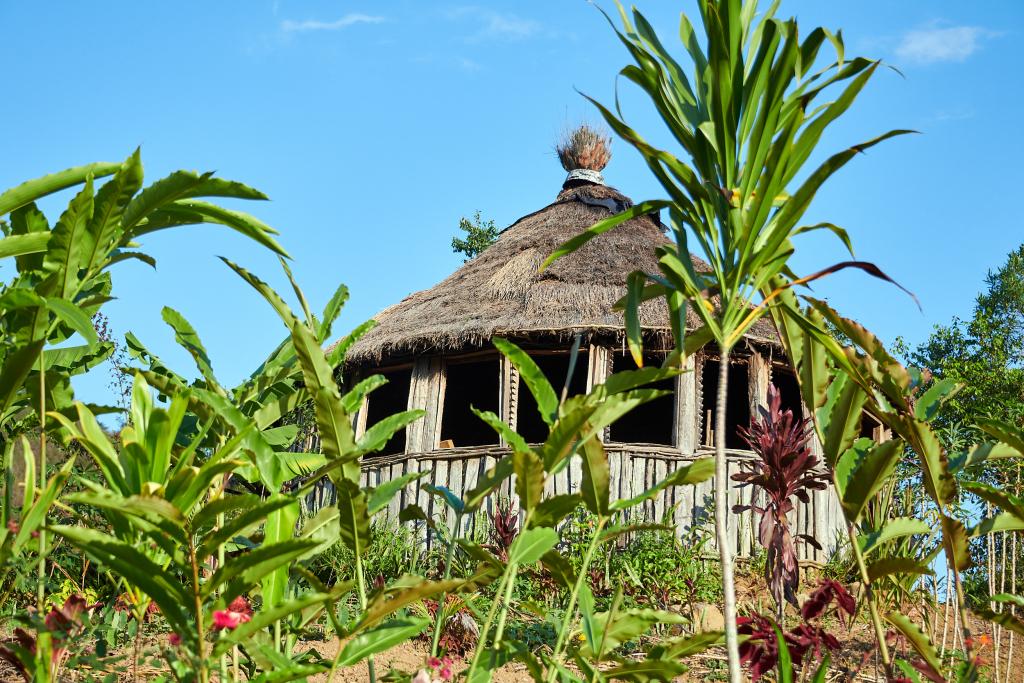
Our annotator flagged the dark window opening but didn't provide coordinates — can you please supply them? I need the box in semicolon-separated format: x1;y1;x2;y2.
700;357;750;449
608;351;674;445
860;414;883;441
772;369;804;422
517;351;589;444
364;366;413;456
440;358;501;448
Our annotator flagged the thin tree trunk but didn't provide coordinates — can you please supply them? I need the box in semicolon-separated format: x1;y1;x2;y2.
1007;530;1017;683
714;350;741;683
941;567;952;658
953;585;962;654
998;528;1007;680
990;503;998;680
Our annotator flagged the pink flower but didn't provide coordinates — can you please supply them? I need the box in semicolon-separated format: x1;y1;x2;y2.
212;596;253;631
411;671;431;683
421;655;454;681
6;520;18;534
168;633;181;647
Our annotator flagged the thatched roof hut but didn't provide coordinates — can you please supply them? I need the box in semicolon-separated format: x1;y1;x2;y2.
347;180;776;364
313;126;848;562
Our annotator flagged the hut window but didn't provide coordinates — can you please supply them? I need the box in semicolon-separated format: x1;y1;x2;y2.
700;356;750;449
517;351;589;444
772;369;803;421
607;351;674;445
440;356;501;448
364;366;413;456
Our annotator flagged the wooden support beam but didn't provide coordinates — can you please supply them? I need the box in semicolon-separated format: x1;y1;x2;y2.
674;353;698;454
586;344;610;392
588;345;611;441
406;356;445;453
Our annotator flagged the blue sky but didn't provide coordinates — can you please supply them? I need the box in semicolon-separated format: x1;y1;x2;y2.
2;1;1021;406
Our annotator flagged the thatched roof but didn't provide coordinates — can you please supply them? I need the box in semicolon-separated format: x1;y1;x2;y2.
344;183;778;363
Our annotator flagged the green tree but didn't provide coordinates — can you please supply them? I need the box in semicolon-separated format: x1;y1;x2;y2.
451;210;498;261
908;244;1024;430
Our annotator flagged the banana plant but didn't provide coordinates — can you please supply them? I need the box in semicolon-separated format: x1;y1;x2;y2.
453;338;716;682
542;3;911;677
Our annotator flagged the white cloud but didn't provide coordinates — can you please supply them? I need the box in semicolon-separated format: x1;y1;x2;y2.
895;23;996;65
281;13;384;33
446;7;543;42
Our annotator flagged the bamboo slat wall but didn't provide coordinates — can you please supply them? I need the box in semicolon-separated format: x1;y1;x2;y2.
303;443;846;562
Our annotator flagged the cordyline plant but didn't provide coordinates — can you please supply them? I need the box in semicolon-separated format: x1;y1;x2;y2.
734;384;829;622
0;594;100;682
543;1;912;678
737;578;855;682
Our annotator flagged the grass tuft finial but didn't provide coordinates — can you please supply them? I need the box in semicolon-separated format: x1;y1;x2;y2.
556;124;612;173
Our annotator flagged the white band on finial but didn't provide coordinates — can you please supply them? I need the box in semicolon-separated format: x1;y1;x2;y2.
566;168;604;185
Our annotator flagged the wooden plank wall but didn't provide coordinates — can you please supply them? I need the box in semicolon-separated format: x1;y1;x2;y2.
321;444;845;561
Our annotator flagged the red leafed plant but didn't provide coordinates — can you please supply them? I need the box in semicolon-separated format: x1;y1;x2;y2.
734;384;829;619
485;497;519;562
738;579;856;681
0;594;99;682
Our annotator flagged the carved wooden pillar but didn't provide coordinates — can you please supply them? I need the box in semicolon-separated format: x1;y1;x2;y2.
406;356;445;453
499;355;519;445
674;353;698;454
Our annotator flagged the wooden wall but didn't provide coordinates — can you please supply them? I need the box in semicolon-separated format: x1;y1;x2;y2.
303;443;846;562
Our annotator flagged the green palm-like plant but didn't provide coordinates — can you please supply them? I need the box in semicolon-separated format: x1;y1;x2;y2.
544;3;911;677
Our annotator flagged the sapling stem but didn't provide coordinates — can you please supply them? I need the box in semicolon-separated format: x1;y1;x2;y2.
546;516;607;682
714;348;741;683
488;560;520;670
466;560;517;677
430;511;463;656
189;539;209;683
37;355;46;615
355;551;376;683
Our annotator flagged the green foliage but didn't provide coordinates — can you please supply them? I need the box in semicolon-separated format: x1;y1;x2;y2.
906;244;1024;430
451;210;498;262
611;527;721;608
311;521;418;587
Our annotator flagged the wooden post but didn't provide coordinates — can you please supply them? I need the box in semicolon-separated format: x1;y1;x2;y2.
588;345;610;441
353;395;369;441
406;356;445;453
586;344;610;392
674;353;698;454
747;348;770;424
